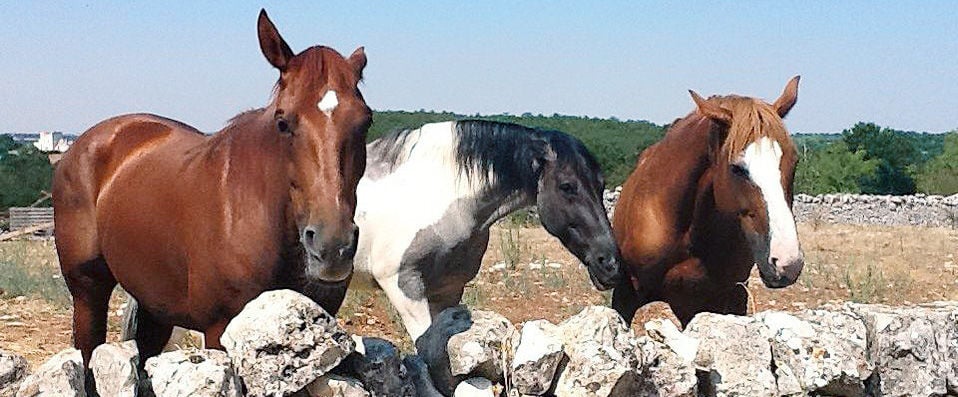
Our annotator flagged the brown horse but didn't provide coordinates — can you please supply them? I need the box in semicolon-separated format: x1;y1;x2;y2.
612;77;804;327
52;9;370;386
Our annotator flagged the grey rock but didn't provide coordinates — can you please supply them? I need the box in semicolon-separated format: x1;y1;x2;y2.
685;313;777;397
847;302;958;397
305;375;370;397
145;349;242;397
91;341;139;397
453;378;495;397
634;319;697;397
553;306;642;396
417;306;516;395
0;350;28;397
511;320;563;395
757;310;872;396
220;289;354;397
16;348;85;397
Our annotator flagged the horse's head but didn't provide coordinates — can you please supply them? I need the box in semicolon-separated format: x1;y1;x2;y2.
690;76;804;288
258;10;371;282
531;132;621;291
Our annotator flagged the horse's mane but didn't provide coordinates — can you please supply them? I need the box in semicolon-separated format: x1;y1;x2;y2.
373;120;600;191
708;95;794;161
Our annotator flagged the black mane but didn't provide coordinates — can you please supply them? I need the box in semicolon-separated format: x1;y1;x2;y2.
454;120;603;193
370;119;603;193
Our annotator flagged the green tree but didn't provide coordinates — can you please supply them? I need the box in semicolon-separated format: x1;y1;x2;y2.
795;141;879;194
842;122;920;194
916;132;958;194
0;142;54;210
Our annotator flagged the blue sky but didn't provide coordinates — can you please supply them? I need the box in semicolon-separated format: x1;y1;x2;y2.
1;1;956;134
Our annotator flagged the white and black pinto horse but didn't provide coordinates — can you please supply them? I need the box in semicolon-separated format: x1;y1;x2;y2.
353;120;621;340
122;120;621;345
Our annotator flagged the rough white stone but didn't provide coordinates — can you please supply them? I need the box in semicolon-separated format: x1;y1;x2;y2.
305;374;370;397
634;319;697;397
417;306;516;395
847;302;958;397
686;313;777;397
220;289;354;397
145;349;242;397
511;320;564;395
0;350;28;397
757;309;872;396
91;341;139;397
15;348;85;397
553;306;642;396
453;377;496;397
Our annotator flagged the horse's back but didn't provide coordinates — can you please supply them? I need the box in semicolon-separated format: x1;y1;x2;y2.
53;114;203;267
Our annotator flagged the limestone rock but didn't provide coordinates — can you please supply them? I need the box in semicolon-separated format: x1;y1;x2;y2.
685;313;777;397
417;306;516;395
0;350;28;397
511;320;564;395
847;302;958;397
305;375;370;397
15;348;85;397
145;349;242;397
553;306;641;396
757;309;872;396
633;319;697;397
453;377;495;397
220;289;354;397
91;341;139;397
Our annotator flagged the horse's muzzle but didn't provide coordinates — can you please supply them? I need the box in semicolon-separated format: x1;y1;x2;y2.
302;223;359;282
760;256;804;289
586;254;622;291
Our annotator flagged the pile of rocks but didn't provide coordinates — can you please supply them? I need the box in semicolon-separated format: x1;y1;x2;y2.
792;193;958;227
603;188;958;228
5;292;957;397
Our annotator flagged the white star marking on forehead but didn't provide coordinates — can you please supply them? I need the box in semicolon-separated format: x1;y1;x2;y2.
318;90;338;115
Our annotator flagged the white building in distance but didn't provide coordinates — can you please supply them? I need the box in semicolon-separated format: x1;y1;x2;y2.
33;131;72;153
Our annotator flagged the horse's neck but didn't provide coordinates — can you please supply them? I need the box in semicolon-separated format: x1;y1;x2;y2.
688;177;753;283
474;187;536;230
651;117;717;237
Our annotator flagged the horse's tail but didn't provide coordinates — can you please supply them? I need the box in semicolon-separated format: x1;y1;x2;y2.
120;291;138;341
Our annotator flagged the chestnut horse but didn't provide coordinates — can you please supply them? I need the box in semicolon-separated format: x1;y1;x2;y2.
612;77;804;327
52;9;370;387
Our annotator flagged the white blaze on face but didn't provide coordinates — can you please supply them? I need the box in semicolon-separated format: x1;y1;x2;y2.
318;90;338;115
740;137;802;272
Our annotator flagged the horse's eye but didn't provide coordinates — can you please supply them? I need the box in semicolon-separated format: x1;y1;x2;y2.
559;182;577;195
276;117;290;133
731;164;749;178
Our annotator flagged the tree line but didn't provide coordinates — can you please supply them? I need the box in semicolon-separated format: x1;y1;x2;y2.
1;113;955;212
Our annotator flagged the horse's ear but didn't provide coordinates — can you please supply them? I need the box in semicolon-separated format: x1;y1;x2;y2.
257;9;294;71
772;75;800;118
689;90;732;123
347;47;367;79
528;141;556;175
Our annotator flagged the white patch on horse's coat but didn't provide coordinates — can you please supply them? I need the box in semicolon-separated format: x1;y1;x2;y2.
352;121;493;341
740;137;801;271
318;90;338;114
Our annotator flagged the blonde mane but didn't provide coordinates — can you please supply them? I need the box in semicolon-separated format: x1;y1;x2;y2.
709;95;794;161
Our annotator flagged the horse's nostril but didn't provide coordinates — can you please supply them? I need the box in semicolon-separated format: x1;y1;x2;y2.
770;257;779;267
303;226;318;247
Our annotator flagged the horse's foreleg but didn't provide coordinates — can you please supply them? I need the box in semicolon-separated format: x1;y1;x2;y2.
378;275;433;344
611;275;646;327
132;305;174;364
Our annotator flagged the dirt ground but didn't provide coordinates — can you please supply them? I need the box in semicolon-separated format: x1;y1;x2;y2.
1;222;956;366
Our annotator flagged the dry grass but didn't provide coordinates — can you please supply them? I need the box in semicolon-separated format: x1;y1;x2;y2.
1;222;956;366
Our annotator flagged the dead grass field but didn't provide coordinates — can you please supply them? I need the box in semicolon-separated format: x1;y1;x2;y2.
1;222;956;366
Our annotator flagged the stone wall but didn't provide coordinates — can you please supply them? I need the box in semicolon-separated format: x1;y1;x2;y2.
7;290;957;397
602;187;958;228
